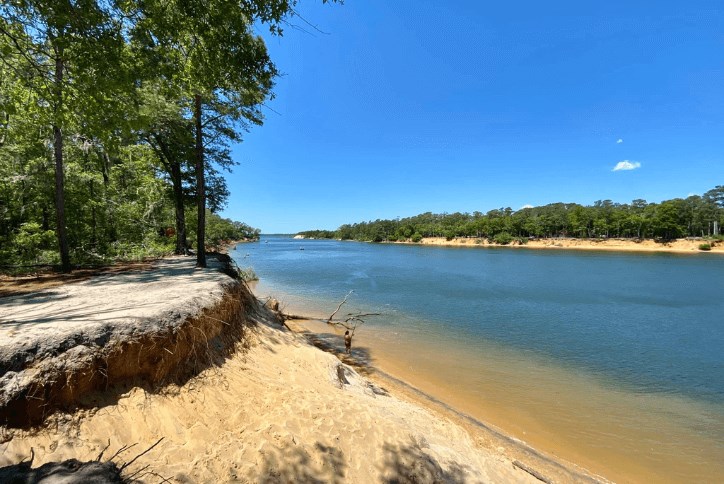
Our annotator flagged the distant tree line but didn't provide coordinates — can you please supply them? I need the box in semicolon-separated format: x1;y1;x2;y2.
299;186;724;243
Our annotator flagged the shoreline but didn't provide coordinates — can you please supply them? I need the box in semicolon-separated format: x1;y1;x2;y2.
293;235;724;254
283;317;604;483
408;237;724;254
0;255;573;482
402;236;724;254
249;279;724;484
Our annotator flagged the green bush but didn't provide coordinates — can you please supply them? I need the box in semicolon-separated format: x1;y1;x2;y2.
237;267;258;282
13;223;56;263
699;243;712;251
411;233;423;243
491;232;513;245
515;236;529;245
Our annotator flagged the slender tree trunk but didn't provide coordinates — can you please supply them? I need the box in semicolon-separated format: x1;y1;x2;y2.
151;134;187;255
53;44;71;272
89;178;97;247
170;160;187;254
194;93;206;268
102;152;116;242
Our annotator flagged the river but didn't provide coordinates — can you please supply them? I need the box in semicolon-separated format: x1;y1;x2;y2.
231;236;724;483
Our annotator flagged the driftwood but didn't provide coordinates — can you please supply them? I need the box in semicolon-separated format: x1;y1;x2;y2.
512;460;551;483
326;290;354;324
325;291;380;338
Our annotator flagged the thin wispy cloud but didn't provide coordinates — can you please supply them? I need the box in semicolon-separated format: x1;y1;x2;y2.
521;204;533;209
616;138;623;144
612;160;641;171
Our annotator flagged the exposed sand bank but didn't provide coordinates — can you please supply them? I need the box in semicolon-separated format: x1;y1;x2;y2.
0;256;598;482
398;237;724;254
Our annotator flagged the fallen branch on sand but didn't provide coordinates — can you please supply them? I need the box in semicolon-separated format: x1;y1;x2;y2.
513;460;551;483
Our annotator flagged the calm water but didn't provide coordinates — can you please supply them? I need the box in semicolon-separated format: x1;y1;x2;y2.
232;236;724;482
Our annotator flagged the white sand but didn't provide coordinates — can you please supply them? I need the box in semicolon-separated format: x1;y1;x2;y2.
0;256;232;359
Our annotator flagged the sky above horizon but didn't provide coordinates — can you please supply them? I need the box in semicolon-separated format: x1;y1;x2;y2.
221;0;724;234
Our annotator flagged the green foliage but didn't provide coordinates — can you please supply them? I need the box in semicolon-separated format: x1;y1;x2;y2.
302;187;723;244
0;0;273;271
186;209;259;249
237;266;259;282
7;223;57;264
699;243;712;251
491;232;513;245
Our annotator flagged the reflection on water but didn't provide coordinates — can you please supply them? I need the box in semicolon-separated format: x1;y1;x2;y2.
235;236;724;483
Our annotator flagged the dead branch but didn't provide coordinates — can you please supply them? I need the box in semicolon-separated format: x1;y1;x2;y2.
95;439;111;461
512;460;551;483
119;437;164;473
108;443;137;462
325;292;382;336
326;290;354;323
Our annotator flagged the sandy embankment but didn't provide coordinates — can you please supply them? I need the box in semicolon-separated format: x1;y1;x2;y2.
403;237;724;254
0;256;590;482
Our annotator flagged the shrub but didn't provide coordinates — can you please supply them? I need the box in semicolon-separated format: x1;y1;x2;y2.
237;267;259;282
491;232;513;245
699;243;712;251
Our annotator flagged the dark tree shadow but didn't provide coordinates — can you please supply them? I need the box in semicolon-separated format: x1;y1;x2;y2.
259;442;346;484
380;440;468;484
0;458;124;484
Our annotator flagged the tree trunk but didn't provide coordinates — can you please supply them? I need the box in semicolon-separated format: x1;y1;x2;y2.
150;134;187;255
89;178;97;247
170;160;187;255
53;45;71;273
194;93;206;268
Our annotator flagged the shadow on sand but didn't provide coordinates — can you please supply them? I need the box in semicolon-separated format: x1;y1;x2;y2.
253;438;468;483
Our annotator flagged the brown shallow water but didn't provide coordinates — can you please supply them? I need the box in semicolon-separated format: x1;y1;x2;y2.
255;283;724;484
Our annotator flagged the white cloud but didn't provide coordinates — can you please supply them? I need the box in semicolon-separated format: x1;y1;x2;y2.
520;204;533;209
612;160;641;171
616;138;623;144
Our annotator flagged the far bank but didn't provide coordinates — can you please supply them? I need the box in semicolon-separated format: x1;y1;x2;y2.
393;236;724;254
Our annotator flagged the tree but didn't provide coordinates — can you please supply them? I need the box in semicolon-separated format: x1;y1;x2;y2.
1;1;124;271
127;0;285;267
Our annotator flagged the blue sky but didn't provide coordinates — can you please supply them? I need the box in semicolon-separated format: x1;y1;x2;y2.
221;0;724;233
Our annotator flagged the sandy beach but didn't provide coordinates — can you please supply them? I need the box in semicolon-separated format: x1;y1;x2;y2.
395;237;724;254
0;256;598;482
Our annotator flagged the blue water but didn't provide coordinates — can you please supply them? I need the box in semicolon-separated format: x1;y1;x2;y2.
233;236;724;405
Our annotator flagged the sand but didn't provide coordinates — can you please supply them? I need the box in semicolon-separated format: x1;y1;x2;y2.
400;237;724;254
0;256;577;483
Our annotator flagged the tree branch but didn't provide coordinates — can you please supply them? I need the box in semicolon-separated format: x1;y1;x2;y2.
327;290;353;323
